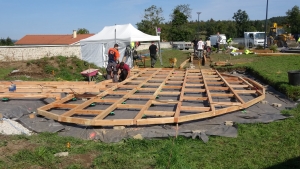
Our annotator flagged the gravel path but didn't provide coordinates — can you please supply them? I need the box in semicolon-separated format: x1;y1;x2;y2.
0;118;32;135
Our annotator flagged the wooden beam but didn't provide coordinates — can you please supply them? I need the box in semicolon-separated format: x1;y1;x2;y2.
201;69;215;113
216;71;245;104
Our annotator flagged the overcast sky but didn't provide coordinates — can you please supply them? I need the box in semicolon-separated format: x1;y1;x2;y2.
0;0;298;40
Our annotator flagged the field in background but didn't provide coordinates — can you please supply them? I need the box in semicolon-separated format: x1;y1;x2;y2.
0;50;300;168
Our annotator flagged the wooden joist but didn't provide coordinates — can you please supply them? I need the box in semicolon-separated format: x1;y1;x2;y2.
0;68;265;127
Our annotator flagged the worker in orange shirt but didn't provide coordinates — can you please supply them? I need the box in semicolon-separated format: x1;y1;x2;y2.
106;44;120;82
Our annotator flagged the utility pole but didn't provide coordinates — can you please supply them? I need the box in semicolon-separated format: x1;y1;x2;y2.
197;12;201;39
264;0;268;49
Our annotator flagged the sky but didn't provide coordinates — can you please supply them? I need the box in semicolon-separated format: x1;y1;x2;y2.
0;0;298;40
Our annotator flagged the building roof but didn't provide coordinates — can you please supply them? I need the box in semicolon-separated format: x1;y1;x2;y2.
15;34;94;45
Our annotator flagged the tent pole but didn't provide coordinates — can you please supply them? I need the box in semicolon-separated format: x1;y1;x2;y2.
115;24;116;44
155;26;163;66
158;41;162;66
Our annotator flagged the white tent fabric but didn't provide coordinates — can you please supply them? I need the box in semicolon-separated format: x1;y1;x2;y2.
80;24;160;68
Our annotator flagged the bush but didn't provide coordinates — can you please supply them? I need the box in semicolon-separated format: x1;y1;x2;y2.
269;45;277;52
43;65;58;74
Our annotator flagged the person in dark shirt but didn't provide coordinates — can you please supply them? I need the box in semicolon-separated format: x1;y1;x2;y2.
116;62;130;82
192;38;198;55
148;42;158;68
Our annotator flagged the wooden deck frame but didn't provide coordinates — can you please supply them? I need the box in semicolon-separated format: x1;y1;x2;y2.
1;68;265;126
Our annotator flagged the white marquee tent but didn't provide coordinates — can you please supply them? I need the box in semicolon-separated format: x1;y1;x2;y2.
80;24;160;68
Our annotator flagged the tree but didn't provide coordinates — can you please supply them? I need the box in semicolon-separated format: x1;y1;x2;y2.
232;9;250;37
77;28;89;34
168;8;191;41
136;5;164;35
6;37;14;46
286;5;300;34
170;4;192;20
0;38;5;45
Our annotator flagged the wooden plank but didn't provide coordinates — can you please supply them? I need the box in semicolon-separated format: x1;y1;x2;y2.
133;69;175;123
216;71;245;104
117;104;144;109
162;86;182;89
230;85;249;88
234;90;257;94
0;93;61;99
211;102;242;106
133;101;152;124
152;100;179;104
185;84;204;87
0;81;96;85
182;96;208;101
201;69;216;113
158;92;181;95
181;106;211;111
136;117;174;125
74;109;103;115
52;104;78;109
184;89;205;92
93;99;119;103
92;119;134;126
59;69;148;119
144;111;175;116
210;93;234;97
94;69;163;121
38;109;59;121
126;95;153;99
207;86;229;90
38;94;74;111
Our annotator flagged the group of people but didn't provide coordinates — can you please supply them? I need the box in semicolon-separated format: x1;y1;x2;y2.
192;32;222;60
106;44;130;83
106;41;158;82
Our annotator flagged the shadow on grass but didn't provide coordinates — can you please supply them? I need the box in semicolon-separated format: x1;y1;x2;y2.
266;156;300;169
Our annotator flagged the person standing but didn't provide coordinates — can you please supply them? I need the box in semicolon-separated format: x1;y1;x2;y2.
205;37;211;57
298;36;300;48
106;44;120;82
149;42;158;68
116;62;130;82
192;38;198;56
216;32;222;53
197;38;204;59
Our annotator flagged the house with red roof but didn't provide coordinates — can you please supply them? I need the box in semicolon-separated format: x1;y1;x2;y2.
15;31;94;46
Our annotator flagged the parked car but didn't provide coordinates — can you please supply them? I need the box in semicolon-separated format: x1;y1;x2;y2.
172;41;192;50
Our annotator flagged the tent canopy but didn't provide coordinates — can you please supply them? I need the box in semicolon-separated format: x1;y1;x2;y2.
80;23;160;68
81;23;160;43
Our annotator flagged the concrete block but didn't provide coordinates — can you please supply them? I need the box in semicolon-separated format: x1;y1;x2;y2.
260;100;268;104
54;152;69;157
272;103;282;107
113;126;125;130
225;121;233;126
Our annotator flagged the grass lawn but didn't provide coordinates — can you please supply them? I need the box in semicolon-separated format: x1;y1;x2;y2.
210;54;300;101
0;50;300;168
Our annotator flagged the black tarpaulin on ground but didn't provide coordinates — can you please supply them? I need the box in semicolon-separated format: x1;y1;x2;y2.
0;74;297;143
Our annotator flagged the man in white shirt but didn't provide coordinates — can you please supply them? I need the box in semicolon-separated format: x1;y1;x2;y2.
197;38;204;59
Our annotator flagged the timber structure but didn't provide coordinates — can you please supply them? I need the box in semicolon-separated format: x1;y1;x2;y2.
0;68;265;126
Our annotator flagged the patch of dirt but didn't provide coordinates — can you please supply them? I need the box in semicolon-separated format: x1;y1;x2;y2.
8;71;52;79
59;151;98;168
0;135;38;160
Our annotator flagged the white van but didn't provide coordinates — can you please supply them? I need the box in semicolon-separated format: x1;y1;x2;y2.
210;34;227;47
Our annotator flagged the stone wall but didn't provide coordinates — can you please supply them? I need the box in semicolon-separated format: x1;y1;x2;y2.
0;42;172;62
0;45;81;61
